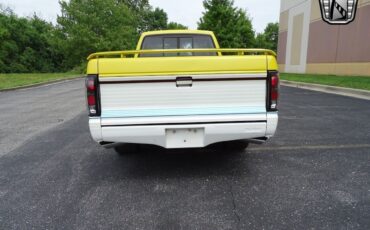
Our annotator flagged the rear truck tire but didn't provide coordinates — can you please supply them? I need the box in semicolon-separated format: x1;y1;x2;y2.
114;143;140;155
223;140;249;150
208;140;249;151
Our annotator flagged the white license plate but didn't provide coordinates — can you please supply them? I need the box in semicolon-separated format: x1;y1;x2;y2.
165;128;204;148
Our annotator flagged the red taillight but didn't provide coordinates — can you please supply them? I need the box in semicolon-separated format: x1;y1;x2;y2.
87;79;96;91
86;75;99;116
268;72;279;111
87;95;96;106
271;90;278;101
271;75;278;88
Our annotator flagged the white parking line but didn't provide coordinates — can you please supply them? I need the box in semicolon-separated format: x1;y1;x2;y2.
248;144;370;151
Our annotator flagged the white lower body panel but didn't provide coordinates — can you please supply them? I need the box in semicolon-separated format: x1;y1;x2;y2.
89;113;278;149
101;122;266;148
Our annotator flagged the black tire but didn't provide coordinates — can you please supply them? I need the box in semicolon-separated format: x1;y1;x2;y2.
114;143;139;155
223;140;249;150
208;140;249;151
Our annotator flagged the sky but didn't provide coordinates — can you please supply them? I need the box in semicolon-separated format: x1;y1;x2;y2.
0;0;280;33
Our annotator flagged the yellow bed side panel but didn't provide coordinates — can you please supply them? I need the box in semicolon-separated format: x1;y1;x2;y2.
267;55;278;71
87;59;98;74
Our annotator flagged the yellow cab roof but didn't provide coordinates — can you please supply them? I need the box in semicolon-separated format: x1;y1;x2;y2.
140;30;215;37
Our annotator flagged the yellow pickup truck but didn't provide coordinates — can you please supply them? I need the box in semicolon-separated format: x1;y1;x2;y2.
86;30;279;150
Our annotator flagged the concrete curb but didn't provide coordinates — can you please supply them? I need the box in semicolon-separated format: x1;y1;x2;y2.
0;76;84;92
281;80;370;101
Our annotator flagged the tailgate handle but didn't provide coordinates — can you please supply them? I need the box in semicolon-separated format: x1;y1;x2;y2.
176;77;193;87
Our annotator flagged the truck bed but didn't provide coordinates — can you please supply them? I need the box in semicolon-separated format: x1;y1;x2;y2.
87;49;278;148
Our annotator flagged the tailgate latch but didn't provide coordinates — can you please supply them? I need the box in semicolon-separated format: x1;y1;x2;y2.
176;77;193;87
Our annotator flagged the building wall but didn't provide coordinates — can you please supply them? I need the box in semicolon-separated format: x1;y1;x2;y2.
278;0;370;76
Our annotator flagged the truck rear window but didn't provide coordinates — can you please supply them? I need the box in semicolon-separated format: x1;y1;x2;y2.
140;34;216;57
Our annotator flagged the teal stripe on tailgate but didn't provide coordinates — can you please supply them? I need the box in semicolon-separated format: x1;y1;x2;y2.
101;106;266;118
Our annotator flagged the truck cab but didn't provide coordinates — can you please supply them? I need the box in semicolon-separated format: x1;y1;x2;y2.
86;30;279;149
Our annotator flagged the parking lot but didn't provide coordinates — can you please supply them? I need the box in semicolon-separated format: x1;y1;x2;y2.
0;79;369;229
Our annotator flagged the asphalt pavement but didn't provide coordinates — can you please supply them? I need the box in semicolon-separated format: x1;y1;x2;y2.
0;80;370;229
0;79;85;155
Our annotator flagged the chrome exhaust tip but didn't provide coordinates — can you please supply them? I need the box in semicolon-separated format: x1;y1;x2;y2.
248;137;268;144
99;141;122;149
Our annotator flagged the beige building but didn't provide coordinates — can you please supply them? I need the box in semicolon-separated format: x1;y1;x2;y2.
278;0;370;76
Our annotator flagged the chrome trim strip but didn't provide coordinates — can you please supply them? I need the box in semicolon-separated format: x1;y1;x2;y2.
101;114;267;126
99;73;266;82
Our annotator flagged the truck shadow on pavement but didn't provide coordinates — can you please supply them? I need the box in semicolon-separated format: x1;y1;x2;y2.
96;142;251;180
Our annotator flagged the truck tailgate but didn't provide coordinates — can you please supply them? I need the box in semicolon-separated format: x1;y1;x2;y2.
99;74;267;125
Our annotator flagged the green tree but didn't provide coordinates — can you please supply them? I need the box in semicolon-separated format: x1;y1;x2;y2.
263;22;279;51
57;0;138;69
123;0;150;12
57;0;176;69
198;0;255;48
254;22;279;51
0;8;62;73
121;0;169;33
254;33;267;49
0;1;188;73
141;7;168;31
167;22;188;30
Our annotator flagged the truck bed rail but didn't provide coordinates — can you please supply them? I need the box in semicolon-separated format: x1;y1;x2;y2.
87;48;276;60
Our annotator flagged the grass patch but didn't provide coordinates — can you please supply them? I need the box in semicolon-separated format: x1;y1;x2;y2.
0;73;83;90
280;73;370;91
